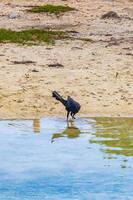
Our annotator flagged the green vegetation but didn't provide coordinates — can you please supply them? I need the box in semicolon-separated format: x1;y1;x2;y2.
28;4;76;14
0;29;67;44
0;28;94;45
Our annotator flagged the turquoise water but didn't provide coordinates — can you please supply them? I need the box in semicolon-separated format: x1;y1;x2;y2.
0;117;133;200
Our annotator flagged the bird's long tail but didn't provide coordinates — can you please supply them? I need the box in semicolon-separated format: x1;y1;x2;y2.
52;91;67;106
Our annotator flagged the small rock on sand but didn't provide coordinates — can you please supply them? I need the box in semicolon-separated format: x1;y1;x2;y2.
101;11;120;19
8;12;21;19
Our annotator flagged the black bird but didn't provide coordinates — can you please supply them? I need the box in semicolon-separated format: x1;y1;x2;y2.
52;91;81;121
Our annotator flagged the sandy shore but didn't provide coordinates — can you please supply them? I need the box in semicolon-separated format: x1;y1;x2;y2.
0;0;133;119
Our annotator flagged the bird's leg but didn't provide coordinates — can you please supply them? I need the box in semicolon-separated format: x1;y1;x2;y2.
72;113;76;119
67;111;70;122
70;112;73;118
70;112;75;121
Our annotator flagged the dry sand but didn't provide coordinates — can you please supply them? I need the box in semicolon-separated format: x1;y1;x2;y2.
0;0;133;119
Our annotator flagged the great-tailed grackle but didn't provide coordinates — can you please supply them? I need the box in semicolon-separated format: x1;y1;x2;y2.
52;91;81;120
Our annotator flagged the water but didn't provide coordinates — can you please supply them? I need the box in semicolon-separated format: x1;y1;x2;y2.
0;117;133;200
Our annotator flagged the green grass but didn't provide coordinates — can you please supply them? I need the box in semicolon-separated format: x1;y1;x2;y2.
28;4;76;14
0;29;67;44
0;28;94;45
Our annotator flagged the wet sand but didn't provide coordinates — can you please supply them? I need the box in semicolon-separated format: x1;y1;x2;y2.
0;0;133;118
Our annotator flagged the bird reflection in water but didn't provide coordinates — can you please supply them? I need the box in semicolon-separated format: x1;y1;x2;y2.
51;120;81;143
33;119;40;133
